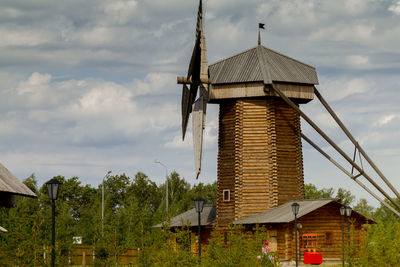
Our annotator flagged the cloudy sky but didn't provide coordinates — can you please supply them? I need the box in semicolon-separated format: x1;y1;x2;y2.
1;0;400;206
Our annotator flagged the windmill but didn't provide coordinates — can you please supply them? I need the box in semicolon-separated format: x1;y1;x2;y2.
178;0;400;229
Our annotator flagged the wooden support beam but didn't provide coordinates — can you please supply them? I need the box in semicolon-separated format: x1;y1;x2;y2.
271;84;400;211
302;133;400;217
314;88;400;200
177;76;211;85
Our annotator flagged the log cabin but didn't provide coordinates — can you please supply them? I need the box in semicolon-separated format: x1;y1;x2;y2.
156;199;373;264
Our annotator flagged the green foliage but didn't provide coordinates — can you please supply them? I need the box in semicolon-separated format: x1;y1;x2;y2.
304;183;355;206
201;225;279;267
2;174;400;267
335;188;355;206
304;183;335;199
0;171;217;265
353;198;375;218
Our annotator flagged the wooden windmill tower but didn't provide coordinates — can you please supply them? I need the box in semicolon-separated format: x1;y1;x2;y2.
178;0;317;229
208;47;318;228
178;0;400;230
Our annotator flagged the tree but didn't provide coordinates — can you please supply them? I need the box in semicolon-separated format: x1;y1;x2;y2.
335;188;355;206
304;183;334;199
354;198;375;218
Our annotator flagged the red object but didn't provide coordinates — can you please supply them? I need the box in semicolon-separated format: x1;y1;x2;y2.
302;234;323;265
304;251;323;264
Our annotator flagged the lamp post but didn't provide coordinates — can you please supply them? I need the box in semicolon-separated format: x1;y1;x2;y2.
102;170;111;238
291;202;300;267
155;160;169;217
340;206;346;267
345;206;352;247
194;196;205;261
46;178;61;267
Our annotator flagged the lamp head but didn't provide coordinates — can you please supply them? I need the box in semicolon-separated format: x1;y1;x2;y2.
345;206;352;217
194;196;205;213
291;202;300;216
46;178;61;200
340;206;346;216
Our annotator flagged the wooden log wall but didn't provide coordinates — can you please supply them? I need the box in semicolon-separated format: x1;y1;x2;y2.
216;97;305;229
217;100;238;228
273;203;365;262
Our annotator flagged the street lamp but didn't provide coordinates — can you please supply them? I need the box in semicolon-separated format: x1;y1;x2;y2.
345;206;352;247
340;206;346;267
194;196;205;260
46;178;61;267
155;160;169;217
102;170;111;238
291;202;300;267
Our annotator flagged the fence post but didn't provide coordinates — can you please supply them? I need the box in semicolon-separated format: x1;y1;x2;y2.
82;251;86;267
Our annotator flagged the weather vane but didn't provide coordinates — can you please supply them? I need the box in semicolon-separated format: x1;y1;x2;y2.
258;23;265;45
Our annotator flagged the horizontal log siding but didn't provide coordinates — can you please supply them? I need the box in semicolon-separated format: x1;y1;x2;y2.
217;97;305;229
273;203;364;262
240;100;270;218
273;98;305;204
217;101;238;229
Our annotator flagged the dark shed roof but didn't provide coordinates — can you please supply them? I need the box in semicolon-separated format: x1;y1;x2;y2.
0;163;36;198
154;205;216;228
209;45;319;85
233;199;374;225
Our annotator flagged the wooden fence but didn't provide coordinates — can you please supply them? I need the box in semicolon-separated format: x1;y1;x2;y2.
41;246;139;266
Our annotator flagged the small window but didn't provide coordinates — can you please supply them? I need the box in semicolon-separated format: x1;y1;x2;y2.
325;232;333;244
223;189;230;202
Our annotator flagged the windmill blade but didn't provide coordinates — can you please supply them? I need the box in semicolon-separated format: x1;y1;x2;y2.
188;36;201;79
192;95;205;179
188;0;203;80
181;84;191;139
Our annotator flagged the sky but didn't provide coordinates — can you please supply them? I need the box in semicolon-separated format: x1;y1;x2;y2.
0;0;400;207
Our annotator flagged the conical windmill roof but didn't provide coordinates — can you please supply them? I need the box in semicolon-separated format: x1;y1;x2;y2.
209;45;319;85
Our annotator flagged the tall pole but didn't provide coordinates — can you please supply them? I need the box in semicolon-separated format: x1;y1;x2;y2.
155;160;168;217
51;199;55;267
102;171;111;238
341;213;345;267
294;214;298;267
347;217;351;247
198;210;201;260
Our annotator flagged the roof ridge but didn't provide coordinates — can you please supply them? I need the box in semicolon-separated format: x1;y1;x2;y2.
261;45;316;70
209;45;259;67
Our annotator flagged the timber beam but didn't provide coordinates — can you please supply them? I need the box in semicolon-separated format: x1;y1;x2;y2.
271;84;400;211
177;76;211;85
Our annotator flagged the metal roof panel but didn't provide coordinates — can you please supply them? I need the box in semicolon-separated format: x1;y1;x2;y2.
209;45;319;85
233;199;336;224
153;205;216;228
0;163;36;198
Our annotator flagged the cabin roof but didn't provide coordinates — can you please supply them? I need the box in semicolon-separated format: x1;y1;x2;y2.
0;163;36;198
209;45;319;85
232;199;373;225
153;205;216;228
155;199;374;228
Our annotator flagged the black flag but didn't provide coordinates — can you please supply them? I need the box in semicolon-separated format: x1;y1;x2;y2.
259;23;265;30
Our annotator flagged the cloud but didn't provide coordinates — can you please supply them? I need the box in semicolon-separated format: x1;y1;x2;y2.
317;77;370;102
375;114;400;127
103;0;138;25
0;0;399;205
346;55;370;67
389;1;400;15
